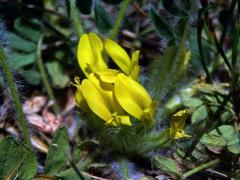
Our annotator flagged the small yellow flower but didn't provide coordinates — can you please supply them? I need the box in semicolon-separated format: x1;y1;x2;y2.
77;33;107;77
114;73;156;123
170;110;191;139
80;73;131;126
104;38;140;80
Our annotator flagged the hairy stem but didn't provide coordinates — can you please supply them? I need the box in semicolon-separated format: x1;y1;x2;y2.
0;45;32;146
69;0;84;38
182;159;220;179
110;0;132;39
36;37;60;113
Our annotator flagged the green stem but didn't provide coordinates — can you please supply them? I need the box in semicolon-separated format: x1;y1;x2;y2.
36;37;60;113
0;45;31;146
182;159;220;179
69;0;84;38
110;0;132;40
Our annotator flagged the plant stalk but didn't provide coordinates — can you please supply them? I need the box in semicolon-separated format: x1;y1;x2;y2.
182;159;220;179
36;37;60;113
110;0;132;39
0;45;31;146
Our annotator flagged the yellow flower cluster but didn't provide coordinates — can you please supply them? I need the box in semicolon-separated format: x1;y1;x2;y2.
74;33;156;127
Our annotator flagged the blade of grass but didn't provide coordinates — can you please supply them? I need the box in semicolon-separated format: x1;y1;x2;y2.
197;8;212;83
110;0;132;39
203;2;232;72
36;36;60;113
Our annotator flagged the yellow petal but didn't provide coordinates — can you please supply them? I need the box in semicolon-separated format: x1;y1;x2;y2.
114;73;152;120
119;116;131;126
77;33;107;76
170;110;191;139
173;130;191;139
131;50;140;66
88;73;114;112
81;79;112;122
75;85;84;107
104;38;131;75
95;69;120;83
130;50;140;80
84;73;129;126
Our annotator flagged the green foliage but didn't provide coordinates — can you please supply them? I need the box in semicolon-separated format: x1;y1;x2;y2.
8;32;37;53
94;1;113;33
8;18;42;85
46;61;70;88
148;7;175;42
22;70;41;85
153;156;182;177
201;125;240;154
45;127;69;175
191;105;208;123
0;137;37;179
11;52;35;70
182;97;203;107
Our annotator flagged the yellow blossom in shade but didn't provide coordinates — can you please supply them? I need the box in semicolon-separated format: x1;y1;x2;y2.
77;33;107;77
104;38;140;80
80;73;131;126
114;73;157;123
170;110;191;139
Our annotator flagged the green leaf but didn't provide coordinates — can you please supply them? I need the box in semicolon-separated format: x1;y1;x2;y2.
153;156;182;177
200;134;228;147
10;52;35;69
8;33;37;53
14;18;41;42
22;70;41;85
46;61;70;88
102;0;123;4
76;0;93;15
0;137;37;179
45;127;69;175
182;97;203;107
201;125;240;154
191;105;208;123
94;2;113;33
148;6;175;41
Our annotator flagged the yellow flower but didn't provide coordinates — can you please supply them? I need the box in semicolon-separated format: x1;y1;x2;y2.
104;38;140;80
77;33;141;80
80;73;131;126
170;110;191;139
77;33;107;77
114;73;156;123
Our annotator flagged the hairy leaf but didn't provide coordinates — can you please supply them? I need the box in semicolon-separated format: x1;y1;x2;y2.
0;137;37;179
45;127;69;175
